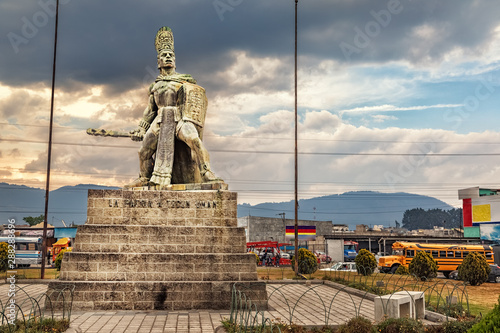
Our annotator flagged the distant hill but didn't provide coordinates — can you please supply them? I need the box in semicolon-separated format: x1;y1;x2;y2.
237;191;455;230
0;183;455;229
0;183;119;227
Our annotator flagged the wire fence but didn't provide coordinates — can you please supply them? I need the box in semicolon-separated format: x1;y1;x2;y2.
228;263;471;332
0;283;73;332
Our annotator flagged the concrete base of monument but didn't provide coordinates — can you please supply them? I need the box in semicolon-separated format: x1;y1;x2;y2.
48;280;267;311
49;188;267;310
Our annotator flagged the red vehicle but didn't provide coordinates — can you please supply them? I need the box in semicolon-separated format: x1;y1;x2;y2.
246;241;293;266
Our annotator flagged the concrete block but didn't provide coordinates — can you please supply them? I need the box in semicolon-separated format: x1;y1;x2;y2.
374;294;411;321
394;291;425;319
375;291;425;321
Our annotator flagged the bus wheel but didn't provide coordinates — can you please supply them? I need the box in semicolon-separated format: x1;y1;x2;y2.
443;271;451;279
390;265;399;274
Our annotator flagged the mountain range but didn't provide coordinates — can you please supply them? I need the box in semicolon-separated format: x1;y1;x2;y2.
238;191;455;229
0;183;454;229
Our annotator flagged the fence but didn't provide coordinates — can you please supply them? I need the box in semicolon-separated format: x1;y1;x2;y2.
0;283;74;332
228;264;471;332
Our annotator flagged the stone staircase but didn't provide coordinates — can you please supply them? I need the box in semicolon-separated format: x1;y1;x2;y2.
50;189;267;310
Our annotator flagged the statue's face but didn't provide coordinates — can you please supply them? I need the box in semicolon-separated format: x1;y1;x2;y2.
158;50;176;69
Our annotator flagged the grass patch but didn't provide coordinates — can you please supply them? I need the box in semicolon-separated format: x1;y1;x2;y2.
0;268;58;280
0;318;69;333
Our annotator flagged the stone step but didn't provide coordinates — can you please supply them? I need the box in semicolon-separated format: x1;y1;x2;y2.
60;252;259;282
73;242;245;254
73;225;246;253
86;189;237;227
49;280;267;311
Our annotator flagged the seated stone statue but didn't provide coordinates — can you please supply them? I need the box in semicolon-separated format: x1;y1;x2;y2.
126;27;221;187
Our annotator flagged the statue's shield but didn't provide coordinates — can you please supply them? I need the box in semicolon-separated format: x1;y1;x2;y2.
178;83;207;128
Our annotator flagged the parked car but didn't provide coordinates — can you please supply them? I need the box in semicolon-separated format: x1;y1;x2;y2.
490;264;500;283
320;262;357;272
315;251;332;263
280;252;290;260
449;264;500;283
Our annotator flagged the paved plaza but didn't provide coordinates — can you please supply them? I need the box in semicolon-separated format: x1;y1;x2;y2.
0;282;435;332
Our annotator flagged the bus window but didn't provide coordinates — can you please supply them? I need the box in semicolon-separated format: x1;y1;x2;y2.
439;251;446;257
393;249;403;256
432;250;438;257
455;251;462;258
447;251;454;257
406;250;415;257
463;251;469;258
486;252;493;260
425;250;431;255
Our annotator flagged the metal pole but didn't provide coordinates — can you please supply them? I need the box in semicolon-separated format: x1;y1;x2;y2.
42;0;60;279
294;0;299;275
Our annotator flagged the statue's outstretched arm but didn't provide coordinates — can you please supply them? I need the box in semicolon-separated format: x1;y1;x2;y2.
130;94;157;141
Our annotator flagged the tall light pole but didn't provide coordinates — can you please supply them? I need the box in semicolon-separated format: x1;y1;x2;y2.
294;0;299;275
42;0;60;279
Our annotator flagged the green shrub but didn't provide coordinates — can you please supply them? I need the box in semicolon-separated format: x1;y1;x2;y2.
408;251;438;280
426;303;472;319
395;265;410;275
376;317;424;333
439;317;478;333
468;295;500;333
290;248;318;275
54;249;72;271
457;252;490;286
337;316;374;333
0;242;8;272
354;249;377;276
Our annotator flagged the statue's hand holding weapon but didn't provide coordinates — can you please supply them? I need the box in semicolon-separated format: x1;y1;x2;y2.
130;128;146;142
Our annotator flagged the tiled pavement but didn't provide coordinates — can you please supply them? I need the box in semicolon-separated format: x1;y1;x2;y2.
0;282;399;332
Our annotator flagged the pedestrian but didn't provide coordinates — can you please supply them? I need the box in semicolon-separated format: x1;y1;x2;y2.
47;249;52;266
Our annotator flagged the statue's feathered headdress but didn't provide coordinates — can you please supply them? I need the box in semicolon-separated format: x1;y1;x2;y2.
155;27;174;54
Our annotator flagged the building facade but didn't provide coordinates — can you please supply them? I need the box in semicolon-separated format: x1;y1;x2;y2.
459;187;500;241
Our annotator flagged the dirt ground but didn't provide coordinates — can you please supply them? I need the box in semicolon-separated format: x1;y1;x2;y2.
465;282;500;312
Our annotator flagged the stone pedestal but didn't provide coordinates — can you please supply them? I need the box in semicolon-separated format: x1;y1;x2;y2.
49;189;267;310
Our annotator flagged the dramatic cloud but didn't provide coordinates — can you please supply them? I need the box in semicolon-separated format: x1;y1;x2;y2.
2;0;500;209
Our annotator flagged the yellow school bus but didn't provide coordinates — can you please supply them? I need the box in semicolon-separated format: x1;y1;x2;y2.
378;241;495;278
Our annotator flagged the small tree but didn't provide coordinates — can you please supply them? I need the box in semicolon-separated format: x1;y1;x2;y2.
55;249;72;271
290;248;318;275
23;214;45;226
354;249;377;276
458;252;490;286
395;265;410;275
409;251;438;280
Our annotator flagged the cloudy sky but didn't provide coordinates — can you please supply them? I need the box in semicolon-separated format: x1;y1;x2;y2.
2;0;500;212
